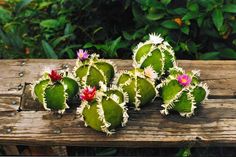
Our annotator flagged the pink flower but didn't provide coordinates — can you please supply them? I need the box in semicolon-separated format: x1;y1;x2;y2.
48;70;62;82
177;74;191;87
77;49;89;61
80;87;96;102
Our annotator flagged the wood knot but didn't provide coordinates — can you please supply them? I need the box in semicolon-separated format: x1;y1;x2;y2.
11;100;17;105
18;71;24;77
53;128;61;134
61;64;69;69
3;127;13;134
21;61;26;66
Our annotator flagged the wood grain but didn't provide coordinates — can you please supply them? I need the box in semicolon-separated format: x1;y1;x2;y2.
0;59;236;147
1;98;236;147
0;59;235;98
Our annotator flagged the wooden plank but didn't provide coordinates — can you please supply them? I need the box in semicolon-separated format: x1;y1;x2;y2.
0;96;20;114
0;59;235;98
1;99;236;147
0;60;26;96
2;146;19;155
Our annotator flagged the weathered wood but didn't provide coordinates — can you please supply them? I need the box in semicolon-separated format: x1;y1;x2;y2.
0;96;20;113
0;59;236;147
2;146;19;155
0;59;235;97
1;98;236;147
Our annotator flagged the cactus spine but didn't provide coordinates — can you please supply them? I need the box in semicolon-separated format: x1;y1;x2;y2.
31;70;79;113
74;54;116;88
115;68;158;110
157;67;209;117
133;33;176;78
78;82;129;135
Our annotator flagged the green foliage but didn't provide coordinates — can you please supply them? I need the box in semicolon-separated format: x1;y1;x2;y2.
0;0;235;59
176;147;191;157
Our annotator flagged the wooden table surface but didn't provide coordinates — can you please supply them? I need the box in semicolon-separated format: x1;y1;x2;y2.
0;59;236;147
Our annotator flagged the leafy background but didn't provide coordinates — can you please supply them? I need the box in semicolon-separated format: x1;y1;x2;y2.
0;0;235;60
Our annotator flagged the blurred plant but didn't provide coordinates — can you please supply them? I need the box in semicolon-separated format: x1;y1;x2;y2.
176;147;191;157
0;0;235;59
126;0;236;59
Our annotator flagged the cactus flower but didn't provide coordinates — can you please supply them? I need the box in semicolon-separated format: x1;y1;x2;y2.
77;49;89;61
133;33;176;77
48;70;62;82
144;66;158;80
177;74;191;87
149;33;164;45
80;87;96;102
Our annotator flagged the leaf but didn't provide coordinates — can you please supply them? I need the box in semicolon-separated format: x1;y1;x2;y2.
187;3;199;12
52;34;73;47
161;0;171;5
15;0;33;14
0;28;10;44
176;147;191;157
212;8;223;31
66;49;75;59
40;19;60;29
161;20;179;29
220;48;236;59
110;36;121;53
64;23;73;35
146;13;165;21
233;39;236;46
181;25;189;35
199;52;220;60
93;27;103;34
122;31;132;40
83;42;94;49
222;4;236;13
132;3;146;23
38;1;52;10
42;40;58;59
197;16;204;27
182;12;197;21
0;7;11;24
173;8;187;15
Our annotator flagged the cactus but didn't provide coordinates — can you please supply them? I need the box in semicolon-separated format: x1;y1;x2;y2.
157;67;209;117
31;70;79;113
73;52;116;88
133;33;176;78
114;67;158;110
78;82;129;135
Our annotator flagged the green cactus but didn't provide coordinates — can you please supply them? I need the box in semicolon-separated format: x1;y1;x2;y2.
115;67;158;110
157;67;209;117
133;33;176;78
78;83;129;135
31;70;79;113
74;54;116;88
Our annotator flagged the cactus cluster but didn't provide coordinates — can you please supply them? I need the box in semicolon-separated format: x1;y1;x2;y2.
115;68;158;110
78;82;129;135
73;53;115;88
31;33;209;135
133;33;176;78
31;70;79;113
157;67;209;117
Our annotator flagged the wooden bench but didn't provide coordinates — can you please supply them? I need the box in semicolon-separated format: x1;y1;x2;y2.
0;59;236;155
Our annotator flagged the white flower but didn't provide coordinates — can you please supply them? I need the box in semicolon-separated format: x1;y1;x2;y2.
144;66;158;80
149;33;164;45
99;81;107;92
